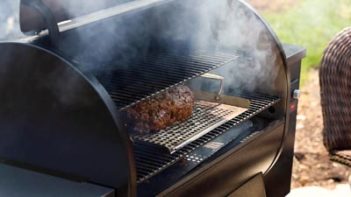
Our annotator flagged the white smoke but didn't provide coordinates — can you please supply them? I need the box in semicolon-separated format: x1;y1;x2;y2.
13;0;282;96
0;0;22;41
196;0;280;93
152;0;282;94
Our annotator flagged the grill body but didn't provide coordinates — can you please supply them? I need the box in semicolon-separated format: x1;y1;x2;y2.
0;0;305;196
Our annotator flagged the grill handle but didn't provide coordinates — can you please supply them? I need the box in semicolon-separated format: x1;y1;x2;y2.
22;0;60;46
200;73;224;100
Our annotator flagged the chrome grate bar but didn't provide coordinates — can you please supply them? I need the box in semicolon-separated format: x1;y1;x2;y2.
95;52;239;109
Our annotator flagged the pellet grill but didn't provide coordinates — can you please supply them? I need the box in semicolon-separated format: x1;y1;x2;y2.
0;0;305;196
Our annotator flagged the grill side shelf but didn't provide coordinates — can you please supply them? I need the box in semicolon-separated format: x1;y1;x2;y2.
135;95;280;183
95;52;239;110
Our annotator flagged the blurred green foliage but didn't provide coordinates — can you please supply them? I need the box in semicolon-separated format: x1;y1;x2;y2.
261;0;351;83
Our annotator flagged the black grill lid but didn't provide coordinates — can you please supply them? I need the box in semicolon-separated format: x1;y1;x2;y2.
19;0;130;33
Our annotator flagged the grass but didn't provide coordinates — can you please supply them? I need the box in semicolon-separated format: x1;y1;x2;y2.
260;0;351;84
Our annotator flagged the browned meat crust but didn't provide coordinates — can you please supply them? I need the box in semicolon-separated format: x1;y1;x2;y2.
126;85;194;134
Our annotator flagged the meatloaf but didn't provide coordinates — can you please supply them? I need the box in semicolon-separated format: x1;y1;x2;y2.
126;85;195;134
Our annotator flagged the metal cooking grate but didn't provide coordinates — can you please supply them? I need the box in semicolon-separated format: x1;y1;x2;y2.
135;94;280;183
133;101;247;153
95;52;239;110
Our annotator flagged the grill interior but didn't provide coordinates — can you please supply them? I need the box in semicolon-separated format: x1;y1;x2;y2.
95;52;239;109
91;50;281;184
135;94;280;183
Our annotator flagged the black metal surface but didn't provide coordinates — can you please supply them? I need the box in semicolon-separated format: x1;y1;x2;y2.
264;44;305;197
227;173;266;197
283;44;307;66
134;94;280;183
158;120;285;197
20;0;136;33
138;120;256;196
95;52;239;109
22;0;60;45
0;163;114;197
0;43;135;193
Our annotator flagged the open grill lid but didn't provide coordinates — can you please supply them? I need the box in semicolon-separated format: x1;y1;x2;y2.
19;0;128;33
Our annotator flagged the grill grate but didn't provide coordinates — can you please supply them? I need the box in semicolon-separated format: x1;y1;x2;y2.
133;101;247;153
135;94;280;183
95;52;239;110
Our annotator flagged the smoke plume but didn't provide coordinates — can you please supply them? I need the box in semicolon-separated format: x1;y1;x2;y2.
196;0;280;94
14;0;283;97
0;0;22;41
150;0;282;94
